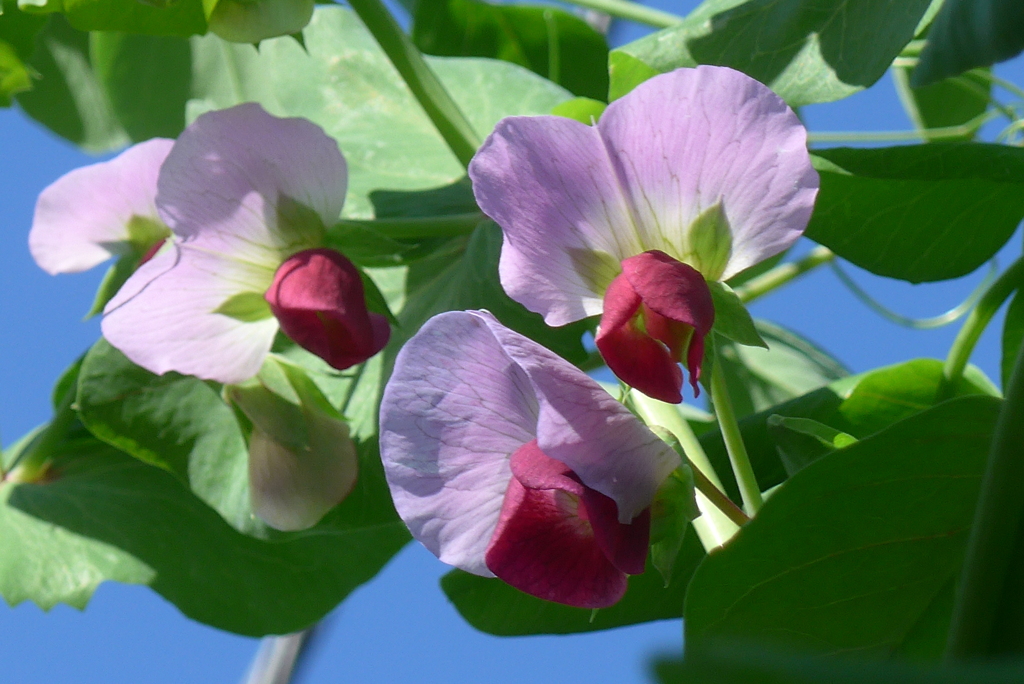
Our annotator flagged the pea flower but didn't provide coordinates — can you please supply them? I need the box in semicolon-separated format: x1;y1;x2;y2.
101;103;389;384
468;66;818;403
29;137;173;275
379;310;679;608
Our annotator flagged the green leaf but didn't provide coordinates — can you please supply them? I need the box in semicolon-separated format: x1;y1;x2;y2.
324;222;417;268
701;358;999;502
442;526;704;636
685;396;1001;658
650;465;700;586
550;95;605;124
392;221;588;366
607;50;659;101
63;0;206;36
713;319;848;419
213;290;274;322
188;5;571;218
913;0;1024;87
893;66;991;141
1;431;408;635
411;0;608;100
808;144;1024;282
708;283;766;348
766;414;857;476
0;0;45;106
610;0;934;106
90;31;192;141
15;14;127;151
76;338;264;536
1003;290;1024;390
654;640;1024;684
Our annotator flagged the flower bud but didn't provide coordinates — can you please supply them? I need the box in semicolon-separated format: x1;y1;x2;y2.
206;0;314;44
265;248;390;371
228;360;357;531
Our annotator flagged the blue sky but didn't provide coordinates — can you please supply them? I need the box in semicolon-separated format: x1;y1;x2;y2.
2;3;1023;683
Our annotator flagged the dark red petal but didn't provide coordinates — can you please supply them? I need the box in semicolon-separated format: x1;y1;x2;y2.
485;477;628;609
265;248;390;370
596;271;683;404
509;439;585;495
582;490;650;575
483;441;649;608
622;250;715;337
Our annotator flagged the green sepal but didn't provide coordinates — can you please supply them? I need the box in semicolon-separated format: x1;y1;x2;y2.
649;465;699;587
214;291;275;323
550;96;605;124
708;282;767;348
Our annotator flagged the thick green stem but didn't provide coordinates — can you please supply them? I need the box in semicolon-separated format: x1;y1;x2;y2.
630;392;740;547
709;337;763;516
557;0;682;27
735;246;834;304
945;337;1024;659
941;257;1024;400
348;0;481;168
334;213;483;239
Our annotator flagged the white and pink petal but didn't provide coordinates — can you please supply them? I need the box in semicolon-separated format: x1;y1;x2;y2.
101;243;279;385
29;138;173;275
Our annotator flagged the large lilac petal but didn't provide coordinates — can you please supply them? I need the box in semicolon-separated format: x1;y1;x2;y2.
470;116;644;326
156;103;347;264
598;66;818;280
101;244;279;384
379;311;538;576
478;312;679;523
29;138;173;275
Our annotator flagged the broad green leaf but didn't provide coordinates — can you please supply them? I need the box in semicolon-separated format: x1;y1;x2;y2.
808;144;1024;282
913;0;1024;87
90;31;191;141
1;430;407;635
442;525;704;636
15;14;127;151
0;0;45;106
75;339;263;536
188;6;571;218
550;95;605;123
893;67;991;141
685;396;1001;658
654;640;1024;684
411;0;608;100
391;221;588;365
63;0;206;37
610;0;933;106
714;319;848;420
1003;290;1024;390
701;358;998;502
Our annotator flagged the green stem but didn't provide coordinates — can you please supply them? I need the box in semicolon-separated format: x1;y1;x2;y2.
686;454;750;528
735;246;834;304
941;257;1024;400
630;392;740;547
334;213;482;239
4;389;76;483
556;0;682;27
348;0;481;168
709;337;763;516
945;337;1024;659
808;110;998;144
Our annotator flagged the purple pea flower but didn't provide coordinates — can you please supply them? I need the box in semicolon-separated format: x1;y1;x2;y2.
29;138;174;275
100;103;389;384
469;66;818;404
379;310;679;608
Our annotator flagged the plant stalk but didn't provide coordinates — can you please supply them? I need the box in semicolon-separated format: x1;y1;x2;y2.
735;246;834;304
347;0;481;169
709;337;763;516
556;0;682;27
941;257;1024;400
945;337;1024;659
